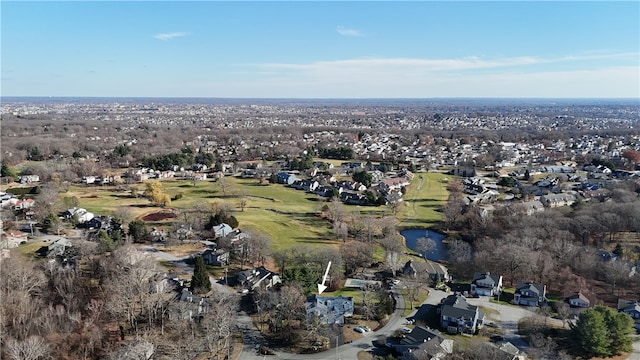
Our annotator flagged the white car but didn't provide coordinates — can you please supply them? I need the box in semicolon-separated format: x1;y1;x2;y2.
392;279;400;285
402;327;412;334
362;325;371;332
354;326;365;333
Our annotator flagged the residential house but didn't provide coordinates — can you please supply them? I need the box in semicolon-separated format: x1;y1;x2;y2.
379;177;411;192
238;266;281;291
439;294;484;334
313;186;335;197
452;166;476;177
150;227;167;242
291;179;319;192
184;172;207;182
402;259;418;278
341;161;364;170
86;216;111;230
62;207;94;223
218;229;249;254
13;198;35;211
211;223;232;238
300;179;319;192
339;191;365;205
539;193;575;208
618;299;640;320
201;248;229;266
39;237;73;257
174;225;193;240
276;172;298;185
566;291;591;308
470;272;503;297
306;295;354;325
1;232;26;249
402;259;450;282
0;193;18;209
395;326;453;360
176;288;209;320
513;281;546;307
482;342;527;360
520;200;544;216
19;174;40;184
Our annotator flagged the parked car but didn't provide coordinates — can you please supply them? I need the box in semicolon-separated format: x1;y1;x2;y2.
402;327;412;334
354;326;365;333
362;325;371;332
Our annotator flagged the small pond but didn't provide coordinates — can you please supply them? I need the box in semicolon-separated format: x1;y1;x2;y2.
400;229;448;262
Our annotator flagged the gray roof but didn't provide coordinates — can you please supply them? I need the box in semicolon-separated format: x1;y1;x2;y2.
440;295;479;320
306;295;354;324
618;299;640;313
516;281;545;296
400;326;444;346
472;272;501;287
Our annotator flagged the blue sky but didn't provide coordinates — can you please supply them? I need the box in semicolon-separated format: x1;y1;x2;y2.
2;1;639;98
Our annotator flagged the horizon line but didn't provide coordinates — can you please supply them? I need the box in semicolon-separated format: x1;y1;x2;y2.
2;96;639;100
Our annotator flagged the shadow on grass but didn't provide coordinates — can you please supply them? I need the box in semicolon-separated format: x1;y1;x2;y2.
109;193;134;199
294;237;336;244
404;199;444;204
419;204;442;209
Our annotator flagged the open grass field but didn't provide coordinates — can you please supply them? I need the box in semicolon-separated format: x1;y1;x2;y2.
396;172;452;230
64;171;450;252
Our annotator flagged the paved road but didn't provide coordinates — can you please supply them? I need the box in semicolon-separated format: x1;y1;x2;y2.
630;335;640;360
141;246;575;359
466;297;564;351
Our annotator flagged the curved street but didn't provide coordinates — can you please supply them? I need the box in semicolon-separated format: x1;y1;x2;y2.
142;245;593;360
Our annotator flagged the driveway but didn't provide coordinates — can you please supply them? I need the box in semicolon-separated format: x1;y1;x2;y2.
466;296;564;351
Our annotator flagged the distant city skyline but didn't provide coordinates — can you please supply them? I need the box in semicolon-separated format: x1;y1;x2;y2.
2;1;639;98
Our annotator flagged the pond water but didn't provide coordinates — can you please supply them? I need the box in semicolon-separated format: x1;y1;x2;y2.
400;229;448;261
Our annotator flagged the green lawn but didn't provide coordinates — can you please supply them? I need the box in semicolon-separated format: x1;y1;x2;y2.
66;171;450;252
12;241;48;258
396;173;452;230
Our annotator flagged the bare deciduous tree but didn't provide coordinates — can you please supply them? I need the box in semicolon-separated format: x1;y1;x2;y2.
5;336;50;360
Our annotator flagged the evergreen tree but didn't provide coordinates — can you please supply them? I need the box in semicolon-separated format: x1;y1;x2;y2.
128;220;149;243
190;256;211;294
353;170;373;187
571;307;611;357
598;305;635;355
1;160;18;180
613;243;624;258
42;213;61;234
108;217;125;246
97;230;114;253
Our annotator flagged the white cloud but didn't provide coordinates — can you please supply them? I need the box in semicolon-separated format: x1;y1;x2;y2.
153;32;188;41
225;53;639;98
337;26;364;37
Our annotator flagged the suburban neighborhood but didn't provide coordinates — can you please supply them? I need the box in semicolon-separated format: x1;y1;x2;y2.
1;98;640;360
